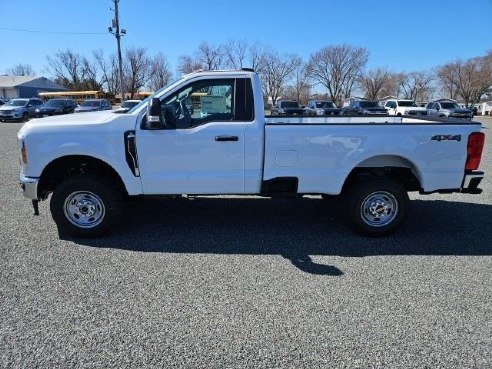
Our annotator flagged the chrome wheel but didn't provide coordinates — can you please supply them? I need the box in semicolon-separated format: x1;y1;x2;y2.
360;191;398;227
63;191;106;228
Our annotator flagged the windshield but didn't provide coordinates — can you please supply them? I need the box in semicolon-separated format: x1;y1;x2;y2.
6;99;28;107
281;101;300;108
81;100;101;107
121;101;139;108
398;100;418;107
316;101;335;108
360;101;379;108
440;102;460;109
128;76;185;114
45;99;66;107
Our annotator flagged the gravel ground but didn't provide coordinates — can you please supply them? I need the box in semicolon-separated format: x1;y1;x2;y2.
1;117;491;368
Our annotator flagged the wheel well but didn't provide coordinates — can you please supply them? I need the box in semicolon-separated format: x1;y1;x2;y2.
38;155;128;200
342;166;421;193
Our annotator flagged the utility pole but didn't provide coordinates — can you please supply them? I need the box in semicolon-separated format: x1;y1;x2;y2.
109;0;126;102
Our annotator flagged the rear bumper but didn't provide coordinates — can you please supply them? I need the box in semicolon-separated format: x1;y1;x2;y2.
461;171;484;194
19;175;39;200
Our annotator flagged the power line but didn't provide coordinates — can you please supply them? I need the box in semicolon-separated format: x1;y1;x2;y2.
0;26;107;35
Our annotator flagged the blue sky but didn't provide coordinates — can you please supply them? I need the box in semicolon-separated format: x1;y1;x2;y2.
1;0;491;77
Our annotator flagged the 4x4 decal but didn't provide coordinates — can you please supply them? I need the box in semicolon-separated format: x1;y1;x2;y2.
431;134;461;142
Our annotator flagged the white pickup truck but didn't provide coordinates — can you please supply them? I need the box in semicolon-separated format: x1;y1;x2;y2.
18;69;485;237
383;99;428;116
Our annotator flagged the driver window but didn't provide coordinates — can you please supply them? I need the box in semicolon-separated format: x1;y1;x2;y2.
161;79;234;129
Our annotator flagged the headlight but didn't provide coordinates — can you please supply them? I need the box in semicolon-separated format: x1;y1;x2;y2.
35;108;40;112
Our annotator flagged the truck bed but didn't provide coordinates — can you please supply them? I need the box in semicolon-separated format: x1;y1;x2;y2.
263;116;482;194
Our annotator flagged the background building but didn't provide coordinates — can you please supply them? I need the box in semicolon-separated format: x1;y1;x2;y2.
0;76;66;99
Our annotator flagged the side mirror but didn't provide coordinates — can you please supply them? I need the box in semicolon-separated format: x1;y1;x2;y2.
146;98;165;129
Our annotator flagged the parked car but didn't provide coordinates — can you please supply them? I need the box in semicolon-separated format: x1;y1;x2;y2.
383;99;428;116
74;99;112;113
304;100;343;116
0;98;43;122
271;100;304;115
35;98;78;118
342;100;388;115
114;100;141;113
425;100;473;120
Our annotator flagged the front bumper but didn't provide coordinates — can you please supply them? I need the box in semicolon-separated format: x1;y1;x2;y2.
461;171;484;194
0;113;21;120
20;175;39;200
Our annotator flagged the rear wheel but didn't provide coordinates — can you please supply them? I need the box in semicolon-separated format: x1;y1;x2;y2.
346;177;409;236
50;175;124;237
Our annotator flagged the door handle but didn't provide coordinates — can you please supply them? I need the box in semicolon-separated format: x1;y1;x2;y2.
215;136;239;142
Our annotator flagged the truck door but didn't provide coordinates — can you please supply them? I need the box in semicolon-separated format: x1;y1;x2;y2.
136;77;251;195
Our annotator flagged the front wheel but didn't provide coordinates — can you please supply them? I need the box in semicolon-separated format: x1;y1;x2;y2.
346;177;409;236
50;175;124;237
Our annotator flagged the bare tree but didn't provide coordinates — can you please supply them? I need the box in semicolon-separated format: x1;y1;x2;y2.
46;49;85;89
5;63;35;76
94;49;120;94
195;42;224;70
80;58;102;91
124;47;151;99
287;58;310;104
147;52;172;91
437;63;459;100
224;40;249;69
439;56;492;106
247;43;267;73
261;52;301;105
359;68;392;100
177;55;203;75
398;71;434;101
307;44;369;104
215;40;267;72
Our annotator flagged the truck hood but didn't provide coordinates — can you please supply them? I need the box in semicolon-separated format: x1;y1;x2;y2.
18;111;136;138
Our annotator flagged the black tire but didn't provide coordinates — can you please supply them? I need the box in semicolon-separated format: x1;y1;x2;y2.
345;177;409;236
21;113;29;122
50;174;124;237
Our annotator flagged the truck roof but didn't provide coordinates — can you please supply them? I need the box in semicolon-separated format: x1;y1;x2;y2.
184;68;256;77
